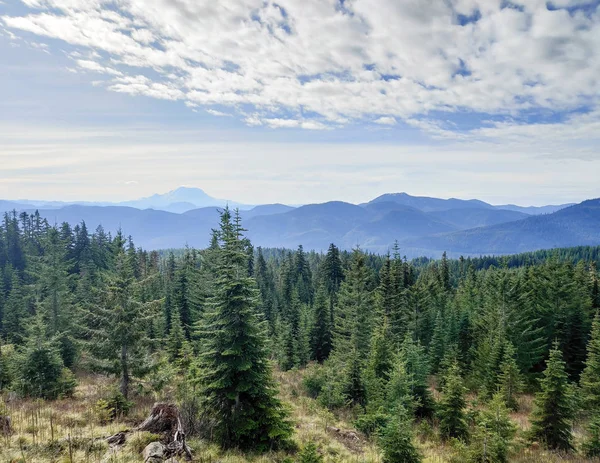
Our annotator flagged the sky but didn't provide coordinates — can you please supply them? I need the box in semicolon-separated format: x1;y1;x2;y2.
1;0;599;206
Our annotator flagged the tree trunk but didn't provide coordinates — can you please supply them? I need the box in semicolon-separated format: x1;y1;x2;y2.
120;344;129;399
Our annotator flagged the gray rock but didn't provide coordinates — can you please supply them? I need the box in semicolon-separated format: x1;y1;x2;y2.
143;441;165;463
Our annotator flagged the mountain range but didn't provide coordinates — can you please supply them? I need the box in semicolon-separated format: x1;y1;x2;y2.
2;188;597;258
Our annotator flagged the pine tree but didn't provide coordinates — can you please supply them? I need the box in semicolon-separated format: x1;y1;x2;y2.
583;413;600;458
2;275;29;344
438;361;468;441
12;315;76;399
429;311;446;373
529;343;576;451
85;251;153;399
310;284;332;362
469;393;516;463
581;312;600;411
332;249;373;362
401;335;434;417
379;406;422;463
196;209;292;450
166;308;186;362
368;318;394;383
498;342;523;411
297;303;312;367
343;349;367;407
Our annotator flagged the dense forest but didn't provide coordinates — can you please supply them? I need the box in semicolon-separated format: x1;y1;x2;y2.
1;208;600;462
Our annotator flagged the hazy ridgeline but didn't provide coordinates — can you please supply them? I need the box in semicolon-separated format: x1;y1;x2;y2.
0;208;600;462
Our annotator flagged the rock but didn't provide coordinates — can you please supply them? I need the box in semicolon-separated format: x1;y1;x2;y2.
143;441;165;463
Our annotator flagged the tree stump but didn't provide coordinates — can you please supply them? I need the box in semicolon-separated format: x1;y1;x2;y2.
0;416;12;436
105;403;192;461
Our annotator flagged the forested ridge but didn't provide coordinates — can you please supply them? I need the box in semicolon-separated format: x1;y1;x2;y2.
1;208;600;462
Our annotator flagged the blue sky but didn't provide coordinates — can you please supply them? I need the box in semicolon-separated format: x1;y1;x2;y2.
1;0;599;206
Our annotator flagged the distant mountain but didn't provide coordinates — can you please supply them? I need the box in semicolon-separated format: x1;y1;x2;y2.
428;208;530;230
493;203;573;215
119;186;250;212
4;191;595;257
245;202;370;250
367;192;572;216
403;199;600;256
342;206;457;250
367;192;493;212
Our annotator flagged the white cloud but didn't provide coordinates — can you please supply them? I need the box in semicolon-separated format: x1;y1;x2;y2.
374;116;397;125
76;59;122;75
1;0;599;134
206;109;232;117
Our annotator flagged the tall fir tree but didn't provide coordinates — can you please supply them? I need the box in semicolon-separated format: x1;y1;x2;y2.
581;312;600;411
529;343;576;451
438;361;468;441
195;209;292;450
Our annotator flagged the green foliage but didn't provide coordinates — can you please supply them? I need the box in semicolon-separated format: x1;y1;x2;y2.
11;318;76;399
378;407;422;463
468;393;516;463
297;441;324;463
582;413;600;458
438;361;469;442
581;312;600;411
529;343;576;451
95;390;133;423
195;209;293;451
302;363;327;398
497;342;523;411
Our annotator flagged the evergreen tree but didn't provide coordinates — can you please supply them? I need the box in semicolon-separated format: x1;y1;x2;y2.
12;315;76;399
581;312;600;411
196;209;292;450
2;275;29;344
583;413;600;458
310;284;332;362
297;441;324;463
166;308;186;361
379;407;422;463
468;393;516;463
85;252;153;399
497;342;523;411
332;249;373;362
429;311;446;373
401;336;434;417
529;343;576;451
438;361;468;441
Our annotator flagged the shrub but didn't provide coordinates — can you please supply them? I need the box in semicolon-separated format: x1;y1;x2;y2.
12;342;76;399
297;441;324;463
95;390;133;423
355;411;389;437
303;363;327;398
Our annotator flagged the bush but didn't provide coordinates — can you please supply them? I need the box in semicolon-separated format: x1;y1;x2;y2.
95;390;133;423
303;363;327;398
12;342;76;399
355;411;389;437
297;441;324;463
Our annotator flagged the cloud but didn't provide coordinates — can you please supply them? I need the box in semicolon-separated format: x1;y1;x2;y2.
374;116;397;125
206;109;232;117
1;0;599;135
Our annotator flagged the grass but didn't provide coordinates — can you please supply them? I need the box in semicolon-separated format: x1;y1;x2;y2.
0;369;598;462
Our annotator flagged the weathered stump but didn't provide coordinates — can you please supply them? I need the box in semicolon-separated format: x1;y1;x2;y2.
105;403;192;461
0;416;11;436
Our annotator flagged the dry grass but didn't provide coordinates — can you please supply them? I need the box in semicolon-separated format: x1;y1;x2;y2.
0;370;599;462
